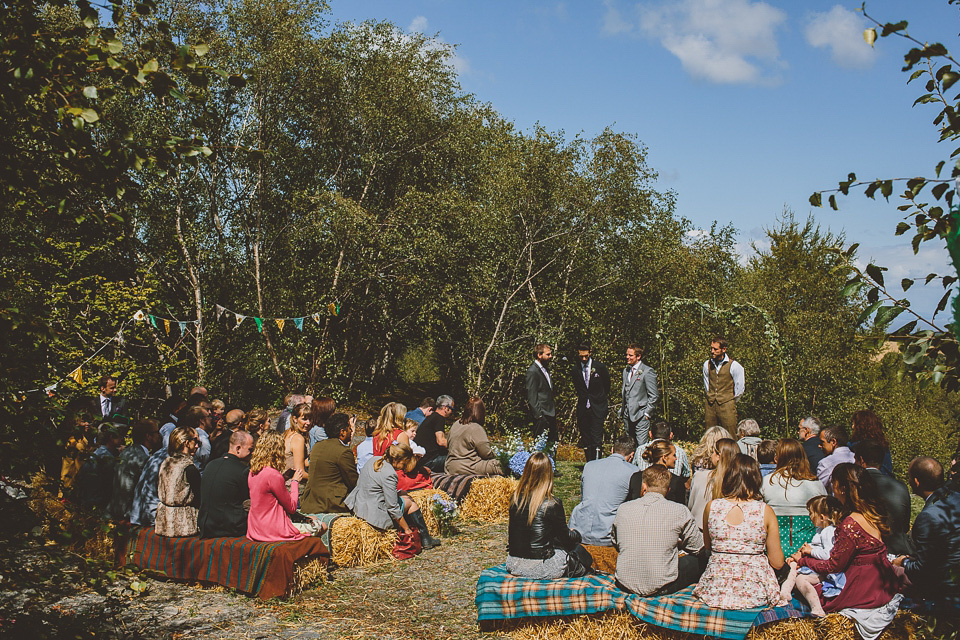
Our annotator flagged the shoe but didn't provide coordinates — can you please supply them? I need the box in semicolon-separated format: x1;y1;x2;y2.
408;510;442;550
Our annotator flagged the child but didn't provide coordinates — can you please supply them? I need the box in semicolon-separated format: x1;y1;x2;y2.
397;419;432;490
757;439;777;476
354;419;376;473
780;495;846;617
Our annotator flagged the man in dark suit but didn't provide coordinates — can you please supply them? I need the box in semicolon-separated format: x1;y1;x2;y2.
301;413;359;514
572;342;610;462
797;416;825;475
525;343;557;442
90;374;128;421
198;430;254;538
894;456;960;613
621;344;658;448
856;439;913;556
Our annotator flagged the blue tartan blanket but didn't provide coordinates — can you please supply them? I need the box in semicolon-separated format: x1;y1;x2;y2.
476;564;809;640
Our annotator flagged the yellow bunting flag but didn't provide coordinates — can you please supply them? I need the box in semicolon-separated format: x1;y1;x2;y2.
275;318;285;332
327;302;336;316
68;367;83;385
164;319;171;335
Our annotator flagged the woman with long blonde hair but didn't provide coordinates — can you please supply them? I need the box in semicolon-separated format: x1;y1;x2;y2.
506;452;592;578
691;426;734;472
284;402;311;483
372;402;410;457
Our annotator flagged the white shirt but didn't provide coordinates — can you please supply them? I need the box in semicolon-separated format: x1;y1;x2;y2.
701;355;745;398
535;361;552;388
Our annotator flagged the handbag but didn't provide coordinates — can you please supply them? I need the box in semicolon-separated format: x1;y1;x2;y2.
564;546;591;578
392;528;422;559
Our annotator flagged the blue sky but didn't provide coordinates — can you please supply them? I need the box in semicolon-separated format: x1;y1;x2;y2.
329;0;958;322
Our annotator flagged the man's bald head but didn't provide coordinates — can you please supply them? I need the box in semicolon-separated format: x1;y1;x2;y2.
229;430;254;460
225;409;245;428
908;456;945;495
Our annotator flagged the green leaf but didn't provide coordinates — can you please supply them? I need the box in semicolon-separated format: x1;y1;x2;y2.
865;263;886;287
933;182;950;200
902;278;914;291
828;194;838;210
944;71;960;92
874;305;905;327
881;21;908;37
858;300;883;325
79;108;99;123
895;222;911;235
142;58;159;73
106;39;123;54
809;192;822;207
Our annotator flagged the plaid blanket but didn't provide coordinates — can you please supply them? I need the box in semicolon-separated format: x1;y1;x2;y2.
476;564;809;640
122;526;329;600
431;473;485;502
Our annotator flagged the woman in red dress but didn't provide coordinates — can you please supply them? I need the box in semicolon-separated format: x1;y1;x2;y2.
795;463;903;613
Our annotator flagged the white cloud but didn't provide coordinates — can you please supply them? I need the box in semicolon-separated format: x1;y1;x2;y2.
407;16;471;76
638;0;787;85
602;0;633;35
804;5;877;69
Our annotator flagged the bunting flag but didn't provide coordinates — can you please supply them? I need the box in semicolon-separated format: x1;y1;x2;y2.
312;313;321;324
68;367;83;385
149;315;157;328
275;318;285;332
216;304;225;320
327;302;337;316
254;317;263;333
236;315;245;328
133;310;146;322
293;317;304;331
179;321;187;335
163;319;171;335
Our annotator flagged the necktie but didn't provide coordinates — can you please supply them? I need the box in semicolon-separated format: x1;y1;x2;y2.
102;398;111;416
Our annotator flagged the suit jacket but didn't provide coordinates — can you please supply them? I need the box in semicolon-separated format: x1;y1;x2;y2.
802;436;825;476
904;487;960;609
572;359;610;418
87;394;129;420
198;453;250;538
866;468;914;556
300;437;359;514
525;362;555;419
621;362;658;422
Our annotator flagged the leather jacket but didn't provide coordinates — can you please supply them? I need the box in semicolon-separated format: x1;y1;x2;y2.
508;497;582;559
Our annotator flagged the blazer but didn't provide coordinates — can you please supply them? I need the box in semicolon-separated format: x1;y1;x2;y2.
198;453;250;538
300;438;359;514
904;487;960;609
87;394;129;420
571;359;610;418
525;362;555;419
866;468;914;556
621;362;658;422
345;457;404;530
568;453;635;545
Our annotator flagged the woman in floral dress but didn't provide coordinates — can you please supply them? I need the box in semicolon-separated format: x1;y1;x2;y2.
694;454;787;609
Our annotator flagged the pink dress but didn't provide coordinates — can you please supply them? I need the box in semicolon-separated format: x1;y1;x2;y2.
693;499;784;609
797;516;903;612
247;467;306;542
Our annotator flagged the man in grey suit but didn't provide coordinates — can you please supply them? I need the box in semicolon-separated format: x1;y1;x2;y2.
569;436;636;546
525;343;557;442
621;344;658;448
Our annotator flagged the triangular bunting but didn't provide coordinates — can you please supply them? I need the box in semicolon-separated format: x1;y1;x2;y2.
148;314;157;328
68;367;83;385
275;318;285;332
133;310;145;322
164;319;171;335
216;304;225;320
327;302;336;316
179;321;187;335
312;313;321;324
254;317;263;333
235;314;245;328
335;303;341;315
293;317;304;331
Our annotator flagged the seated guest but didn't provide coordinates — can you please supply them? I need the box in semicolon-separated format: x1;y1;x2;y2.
689;426;733;473
736;418;762;459
355;419;376;473
161;393;206;448
857;439;913;556
157;395;184;445
210;409;245;461
405;397;435;426
635;421;691;478
761;438;825;556
757;440;777;476
506;452;592;578
284;402;312;483
798;416;825;476
396;419;433;491
346;443;439;550
248;431;325;542
894;457;960;613
155;426;202;537
445;397;503;476
129;446;169;526
797;464;903;633
688;437;739;531
694;454;786;609
613;464;705;595
849;410;894;476
107;419;161;521
73;426;124;510
301;413;359;514
372;402;410;456
415;395;453;473
817;425;856;495
628;440;686;504
199;430;254;538
308;397;336;452
569;436;637;546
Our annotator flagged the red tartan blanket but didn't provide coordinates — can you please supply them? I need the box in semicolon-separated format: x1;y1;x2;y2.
121;526;329;599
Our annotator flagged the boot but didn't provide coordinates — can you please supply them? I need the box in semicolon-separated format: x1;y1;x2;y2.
408;509;441;550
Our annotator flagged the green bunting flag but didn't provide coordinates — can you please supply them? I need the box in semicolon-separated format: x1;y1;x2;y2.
294;317;304;331
254;317;263;333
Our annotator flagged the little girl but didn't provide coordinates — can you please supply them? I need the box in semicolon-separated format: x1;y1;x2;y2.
780;495;846;617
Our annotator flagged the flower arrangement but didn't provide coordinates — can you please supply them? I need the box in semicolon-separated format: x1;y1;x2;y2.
430;494;459;536
496;430;556;477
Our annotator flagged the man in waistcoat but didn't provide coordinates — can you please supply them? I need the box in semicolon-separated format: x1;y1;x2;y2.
702;337;744;431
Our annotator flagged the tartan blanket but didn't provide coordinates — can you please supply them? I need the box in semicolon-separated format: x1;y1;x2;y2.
122;526;329;600
476;564;809;640
431;473;485;502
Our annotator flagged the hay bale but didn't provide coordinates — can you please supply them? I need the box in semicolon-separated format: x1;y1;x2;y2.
582;545;618;574
291;556;329;595
555;444;585;462
748;617;818;640
329;516;396;568
408;488;453;537
460;476;518;523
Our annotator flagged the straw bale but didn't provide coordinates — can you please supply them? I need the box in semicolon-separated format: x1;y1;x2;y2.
460;476;518;523
329;516;397;568
555;444;585;462
291;556;329;595
408;488;453;537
